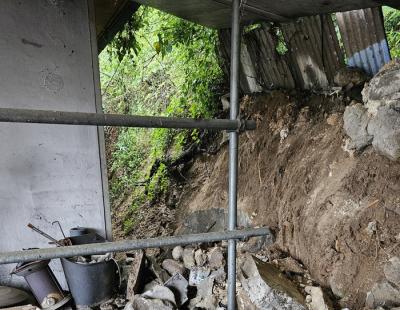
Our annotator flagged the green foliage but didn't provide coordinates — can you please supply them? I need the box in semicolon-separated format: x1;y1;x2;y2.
100;7;223;234
383;7;400;58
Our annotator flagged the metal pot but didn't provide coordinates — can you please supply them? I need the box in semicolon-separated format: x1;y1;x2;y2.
12;260;70;309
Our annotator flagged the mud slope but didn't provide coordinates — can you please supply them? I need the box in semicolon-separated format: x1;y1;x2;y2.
175;91;400;308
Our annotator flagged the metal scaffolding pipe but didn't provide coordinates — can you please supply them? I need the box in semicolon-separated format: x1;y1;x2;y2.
0;108;256;131
0;228;271;265
228;0;241;309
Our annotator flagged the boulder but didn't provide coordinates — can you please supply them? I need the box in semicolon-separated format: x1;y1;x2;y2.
362;59;400;116
368;106;400;160
343;103;373;150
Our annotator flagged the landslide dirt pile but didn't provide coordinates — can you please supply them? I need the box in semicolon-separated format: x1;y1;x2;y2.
175;91;400;309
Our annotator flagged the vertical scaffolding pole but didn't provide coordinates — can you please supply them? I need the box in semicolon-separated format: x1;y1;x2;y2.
227;0;240;309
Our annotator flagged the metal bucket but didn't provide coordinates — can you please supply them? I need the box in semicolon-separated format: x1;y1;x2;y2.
11;260;70;309
61;257;118;307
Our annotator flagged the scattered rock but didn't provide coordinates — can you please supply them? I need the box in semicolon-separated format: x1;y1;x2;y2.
100;301;116;310
182;248;195;269
194;249;206;266
161;259;185;276
172;246;183;261
365;281;400;308
189;267;211;286
365;221;377;236
207;247;224;270
164;273;188;307
131;296;173;310
343;103;373;150
305;286;332;310
141;285;176;307
197;277;214;298
210;267;226;284
148;256;170;283
384;257;400;287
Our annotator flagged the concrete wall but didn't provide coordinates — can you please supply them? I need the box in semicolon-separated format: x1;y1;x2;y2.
0;0;109;288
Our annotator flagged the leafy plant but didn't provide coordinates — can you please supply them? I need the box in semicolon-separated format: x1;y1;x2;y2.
383;7;400;58
100;7;223;235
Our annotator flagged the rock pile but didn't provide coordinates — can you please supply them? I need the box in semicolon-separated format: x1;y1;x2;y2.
84;237;338;310
343;59;400;160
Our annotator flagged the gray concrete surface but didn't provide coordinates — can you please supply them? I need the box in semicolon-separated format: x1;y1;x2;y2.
0;0;109;288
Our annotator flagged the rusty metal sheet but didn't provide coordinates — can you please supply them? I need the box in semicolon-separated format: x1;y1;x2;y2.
218;29;262;94
336;7;391;76
244;24;295;89
281;15;345;89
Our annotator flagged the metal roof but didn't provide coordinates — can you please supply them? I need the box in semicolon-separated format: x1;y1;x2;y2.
133;0;394;28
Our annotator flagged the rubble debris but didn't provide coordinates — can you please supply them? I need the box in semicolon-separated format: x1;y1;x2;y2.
131;296;173;310
189;266;211;286
141;285;176;307
365;281;400;309
164;273;188;306
210;267;226;284
239;235;272;253
148;256;170;283
182;247;196;269
238;254;306;310
194;248;207;266
171;246;184;261
207;247;224;270
305;286;333;310
161;259;185;276
126;250;145;301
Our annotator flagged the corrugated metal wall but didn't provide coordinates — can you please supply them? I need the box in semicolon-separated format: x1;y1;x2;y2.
218;6;391;92
281;15;345;89
244;23;296;89
336;7;391;76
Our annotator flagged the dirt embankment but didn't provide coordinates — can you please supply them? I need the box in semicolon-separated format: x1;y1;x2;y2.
175;91;400;308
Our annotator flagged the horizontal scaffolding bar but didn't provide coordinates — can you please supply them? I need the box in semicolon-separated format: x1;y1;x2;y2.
0;228;271;265
0;108;256;131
